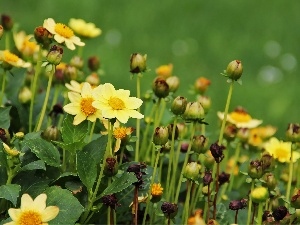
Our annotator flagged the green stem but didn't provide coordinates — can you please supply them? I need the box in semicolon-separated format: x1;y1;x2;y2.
182;181;192;223
29;49;43;132
285;148;294;207
0;70;6;106
5;31;10;49
35;65;55;132
256;202;264;225
169;140;182;202
89;121;96;142
246;180;255;225
135;74;141;161
297;160;300;188
227;141;241;192
150;99;162;166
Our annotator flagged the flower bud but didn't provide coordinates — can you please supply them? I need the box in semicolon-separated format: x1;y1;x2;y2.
153;126;169;146
130;53;147;74
46;45;63;65
0;25;3;40
202;185;209;195
152;77;169;98
2;143;20;156
180;142;189;153
226;60;243;81
197;95;211;114
166;76;180;93
203;151;215;169
194;77;211;94
86;72;100;86
34;26;52;48
18;86;32;104
291;188;300;209
183;162;201;181
191;135;209;154
161;202;178;219
210;142;226;163
151;183;163;203
218;171;230;186
207;219;220;225
155;63;173;78
64;65;78;82
203;170;213;185
183;102;205;122
104;156;119;177
171;96;188;116
14;132;24;139
70;56;84;69
0;128;10;143
248;159;263;179
261;152;275;172
251;186;269;203
286;123;300;142
262;173;277;190
1;14;13;30
160;141;171;153
88;56;100;71
41;126;61;142
167;124;179;140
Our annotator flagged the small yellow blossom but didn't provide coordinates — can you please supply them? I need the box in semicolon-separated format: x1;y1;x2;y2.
69;18;102;38
264;137;300;163
63;82;103;125
155;63;173;78
151;183;163;196
188;209;206;225
43;18;85;50
217;107;262;129
248;125;277;149
13;31;39;58
92;83;144;124
0;50;30;68
4;193;59;225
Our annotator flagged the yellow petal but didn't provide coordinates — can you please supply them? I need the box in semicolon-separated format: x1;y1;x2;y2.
7;208;22;221
41;206;59;222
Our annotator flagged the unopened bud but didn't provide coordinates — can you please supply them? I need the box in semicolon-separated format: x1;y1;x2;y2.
261;152;275;172
171;96;187;116
262;173;277;190
207;219;220;225
223;124;238;141
70;56;84;69
191;135;209;154
248;159;263;179
155;64;173;78
130;53;147;74
14;132;24;139
183;162;201;181
104;156;119;177
197;95;211;114
286;123;300;142
2;143;20;156
251;186;269;203
0;128;10;143
183;102;205;122
34;26;52;48
152;77;169;98
226;60;243;81
153;126;169;146
41;126;61;142
1;14;13;30
161;202;178;219
46;45;63;65
64;65;78;82
166;76;180;93
85;72;100;86
18;86;32;104
194;77;211;94
88;56;100;71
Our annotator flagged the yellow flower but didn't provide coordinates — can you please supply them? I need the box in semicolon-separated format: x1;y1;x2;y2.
155;63;173;78
4;193;59;225
0;50;31;68
13;31;39;58
217;107;262;129
69;18;102;38
65;80;83;93
92;83;144;123
63;82;103;125
188;209;206;225
248;125;277;148
151;183;163;196
43;18;85;50
263;137;300;163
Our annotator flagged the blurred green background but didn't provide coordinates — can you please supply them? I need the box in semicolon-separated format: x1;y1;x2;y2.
1;0;299;138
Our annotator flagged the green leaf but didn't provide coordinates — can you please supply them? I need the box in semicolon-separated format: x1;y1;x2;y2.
0;184;21;206
77;136;108;190
0;106;11;129
20;160;46;172
46;186;84;225
100;172;138;197
62;114;88;144
23;138;60;167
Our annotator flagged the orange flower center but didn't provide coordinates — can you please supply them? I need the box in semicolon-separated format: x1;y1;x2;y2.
54;23;74;38
108;97;125;110
113;127;127;139
18;210;42;225
3;50;19;63
151;183;163;196
230;111;252;122
80;97;96;116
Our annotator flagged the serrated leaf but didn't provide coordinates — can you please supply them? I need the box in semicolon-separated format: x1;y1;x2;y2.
0;184;21;206
23;138;60;167
100;172;138;197
46;186;84;225
20;160;46;171
0;106;11;129
77;136;108;190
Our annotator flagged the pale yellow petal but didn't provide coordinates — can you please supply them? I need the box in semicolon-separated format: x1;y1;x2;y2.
73;112;87;125
33;193;47;211
68;92;81;103
63;103;80;115
20;194;34;210
116;89;130;99
3;221;16;225
114;139;121;152
41;206;59;222
43;18;56;34
81;82;92;98
115;110;130;124
102;83;116;99
102;108;117;119
64;39;76;50
70;36;85;46
8;208;22;221
127;109;144;119
125;97;143;109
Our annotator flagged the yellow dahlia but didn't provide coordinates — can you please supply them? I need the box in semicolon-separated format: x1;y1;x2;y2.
0;50;30;68
92;83;144;123
4;193;59;225
263;137;300;163
43;18;85;50
69;18;102;38
63;82;103;125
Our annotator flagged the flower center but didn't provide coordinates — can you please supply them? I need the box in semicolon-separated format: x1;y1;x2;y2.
113;127;127;139
4;50;19;63
230;112;252;122
54;23;74;38
108;97;125;110
18;210;42;225
80;97;96;116
274;147;289;160
151;183;163;196
22;39;38;54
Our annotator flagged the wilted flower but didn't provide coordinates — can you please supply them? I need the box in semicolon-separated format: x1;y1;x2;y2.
101;194;120;210
155;63;173;78
203;169;213;185
161;202;178;219
43;18;85;50
34;26;52;48
127;163;147;187
104;156;119;177
229;198;247;210
248;159;263;179
0;50;30;69
272;206;288;221
218;171;230;186
4;193;59;225
210;142;226;163
291;188;300;209
286;123;300;142
88;56;100;72
92;83;144;124
69;18;102;38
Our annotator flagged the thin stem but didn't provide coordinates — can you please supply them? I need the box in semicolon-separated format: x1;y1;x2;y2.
285;148;294;207
205;184;211;223
5;31;10;49
212;163;220;220
182;181;192;223
134;185;139;225
89;121;96;142
135;74;141;161
35;66;55;132
169;140;182;202
227;141;241;192
234;210;239;224
247;180;255;225
256;202;264;225
0;70;6;106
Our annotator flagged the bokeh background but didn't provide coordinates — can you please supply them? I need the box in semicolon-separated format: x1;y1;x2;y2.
1;0;299;139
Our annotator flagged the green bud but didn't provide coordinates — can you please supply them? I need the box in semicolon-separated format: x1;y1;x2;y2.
46;45;63;65
251;186;269;203
183;162;201;181
197;95;211;114
1;14;13;31
130;53;147;74
202;185;209;195
18;86;32;104
152;77;169;98
262;173;277;190
41;126;61;142
226;60;243;81
248;160;263;179
64;65;78;82
153;126;169;146
70;56;84;69
86;72;100;86
191;135;209;154
183;102;205;121
104;156;119;177
171;96;188;116
286;123;300;142
166;76;180;93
